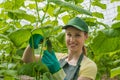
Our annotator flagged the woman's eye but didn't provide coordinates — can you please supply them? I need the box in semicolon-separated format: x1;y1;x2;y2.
67;33;71;37
67;34;71;36
75;34;81;37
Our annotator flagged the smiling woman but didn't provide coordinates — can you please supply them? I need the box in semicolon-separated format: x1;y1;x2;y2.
22;17;97;80
0;0;120;80
60;17;97;80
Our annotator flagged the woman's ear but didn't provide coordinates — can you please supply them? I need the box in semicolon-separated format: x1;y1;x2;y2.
84;33;88;40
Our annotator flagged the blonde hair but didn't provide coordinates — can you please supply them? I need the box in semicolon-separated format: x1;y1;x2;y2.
82;32;88;56
82;46;87;55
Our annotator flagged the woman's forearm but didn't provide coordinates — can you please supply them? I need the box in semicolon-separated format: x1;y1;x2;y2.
22;45;35;63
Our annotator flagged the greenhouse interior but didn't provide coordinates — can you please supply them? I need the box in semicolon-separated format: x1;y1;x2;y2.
0;0;120;80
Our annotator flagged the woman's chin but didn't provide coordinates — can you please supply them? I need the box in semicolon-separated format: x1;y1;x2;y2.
69;48;77;52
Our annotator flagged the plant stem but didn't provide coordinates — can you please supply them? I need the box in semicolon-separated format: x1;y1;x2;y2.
41;2;49;27
39;38;47;60
89;0;92;11
35;0;41;28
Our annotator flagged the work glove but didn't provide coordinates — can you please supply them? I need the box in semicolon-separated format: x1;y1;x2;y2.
41;50;61;74
29;34;44;49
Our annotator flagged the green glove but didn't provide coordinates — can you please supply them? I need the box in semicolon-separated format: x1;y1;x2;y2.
41;50;61;74
29;34;44;49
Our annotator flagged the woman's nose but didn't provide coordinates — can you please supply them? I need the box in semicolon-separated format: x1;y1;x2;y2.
69;36;75;42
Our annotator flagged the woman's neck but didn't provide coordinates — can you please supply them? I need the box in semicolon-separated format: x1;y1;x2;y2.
66;50;83;65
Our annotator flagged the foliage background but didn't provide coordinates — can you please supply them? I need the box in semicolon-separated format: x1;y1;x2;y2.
0;0;120;80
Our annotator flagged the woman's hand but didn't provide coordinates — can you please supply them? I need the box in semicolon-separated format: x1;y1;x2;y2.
41;50;61;74
29;34;44;49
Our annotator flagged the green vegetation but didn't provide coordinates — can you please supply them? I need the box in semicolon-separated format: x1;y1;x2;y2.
0;0;120;80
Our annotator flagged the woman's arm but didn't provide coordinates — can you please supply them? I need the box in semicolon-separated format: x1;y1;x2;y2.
22;45;40;63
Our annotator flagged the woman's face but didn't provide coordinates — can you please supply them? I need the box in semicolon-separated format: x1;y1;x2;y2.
65;27;88;53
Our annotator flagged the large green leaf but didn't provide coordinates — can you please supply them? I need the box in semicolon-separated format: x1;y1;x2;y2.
13;0;24;9
113;59;120;65
55;32;65;45
117;6;120;13
62;15;71;24
111;21;120;29
0;70;17;77
0;24;11;34
32;25;61;38
113;6;120;20
8;29;31;47
53;32;67;52
31;27;50;38
0;34;9;40
3;1;13;10
45;4;55;17
83;17;97;26
92;12;104;19
74;0;84;3
111;0;120;3
111;67;120;78
31;0;44;2
3;0;24;10
18;61;49;77
65;0;84;4
28;4;36;9
48;0;92;16
114;13;120;20
90;28;120;54
0;34;10;50
0;34;10;42
7;10;36;23
92;1;106;9
97;21;109;28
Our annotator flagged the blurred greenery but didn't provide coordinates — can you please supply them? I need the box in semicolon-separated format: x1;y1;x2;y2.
0;0;120;80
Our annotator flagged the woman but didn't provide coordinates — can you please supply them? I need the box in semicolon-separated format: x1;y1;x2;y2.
22;17;97;80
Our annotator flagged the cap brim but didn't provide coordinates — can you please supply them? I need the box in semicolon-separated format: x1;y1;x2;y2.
62;25;88;33
62;25;74;29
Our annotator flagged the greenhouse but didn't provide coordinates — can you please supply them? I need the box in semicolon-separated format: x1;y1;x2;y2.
0;0;120;80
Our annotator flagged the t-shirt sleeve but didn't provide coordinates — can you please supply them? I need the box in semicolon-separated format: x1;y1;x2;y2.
79;58;97;80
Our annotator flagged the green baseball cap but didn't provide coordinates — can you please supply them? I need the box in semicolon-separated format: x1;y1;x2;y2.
63;17;88;33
